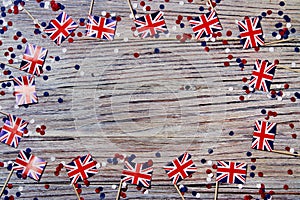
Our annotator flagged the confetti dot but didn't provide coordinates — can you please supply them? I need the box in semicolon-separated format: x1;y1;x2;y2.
58;98;63;103
229;131;234;136
208;148;213;154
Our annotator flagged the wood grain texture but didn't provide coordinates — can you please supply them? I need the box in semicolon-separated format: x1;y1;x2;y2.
0;0;300;199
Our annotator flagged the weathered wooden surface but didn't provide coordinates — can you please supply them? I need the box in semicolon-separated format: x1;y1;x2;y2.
0;0;300;199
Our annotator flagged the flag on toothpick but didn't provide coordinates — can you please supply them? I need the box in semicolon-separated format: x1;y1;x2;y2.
163;152;197;184
20;43;48;76
248;59;277;92
13;75;38;106
251;120;276;152
189;10;222;40
0;114;28;148
216;161;247;184
121;160;153;188
44;12;78;46
13;150;47;181
134;11;168;38
65;154;99;184
237;17;264;49
86;15;117;40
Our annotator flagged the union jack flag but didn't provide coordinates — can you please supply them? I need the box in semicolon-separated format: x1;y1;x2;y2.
0;114;28;148
163;152;197;184
65;154;98;184
134;11;168;38
13;150;47;181
86;15;117;40
189;10;222;40
238;17;264;49
20;43;48;76
44;12;78;46
13;75;38;106
121;161;153;188
251;120;276;152
216;161;247;184
248;59;276;92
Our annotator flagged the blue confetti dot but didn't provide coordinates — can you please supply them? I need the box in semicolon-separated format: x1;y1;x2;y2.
200;159;206;164
74;64;80;70
1;7;5;11
278;10;283;16
155;152;161;157
180;23;185;28
239;63;244;68
279;1;285;6
291;28;296;33
43;75;48;81
265;194;271;199
275;22;282;28
55;56;60;61
98;186;103;191
283;34;289;39
107;158;113;163
41;22;47;27
261;12;266;17
34;29;41;34
261;109;266;114
250;172;255;178
10;53;16;58
26;148;31;153
246;151;252;157
16;172;22;178
16;191;21;197
33;198;39;200
58;98;63;103
6;82;11;87
180;186;188;192
3;189;8;195
60;4;65;10
16;31;22;37
283;15;291;22
250;165;256;170
201;41;206;46
208;148;213;154
1;83;6;88
77;184;82;189
236;58;241;63
0;63;4;69
100;193;105;199
112;157;118;165
154;48;160;54
40;2;45;8
294;92;300;99
46;65;51;71
17;44;22;50
199;6;204;11
192;191;197;196
1;12;6;17
216;0;221;3
229;131;234;136
44;92;49;97
159;4;165;9
79;18;85;23
7;164;12;171
272;32;277;37
295;47;300;52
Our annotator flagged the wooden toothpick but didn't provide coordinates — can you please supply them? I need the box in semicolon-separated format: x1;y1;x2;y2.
207;0;215;10
174;184;185;200
127;0;136;20
277;65;300;73
0;62;19;71
214;181;219;200
115;180;122;200
0;111;9;116
0;169;14;198
0;79;13;83
272;150;300;157
72;184;81;200
89;0;95;16
22;7;43;30
264;38;296;46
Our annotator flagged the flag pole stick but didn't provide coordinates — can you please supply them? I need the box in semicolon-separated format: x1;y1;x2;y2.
272;150;300;157
0;169;14;198
207;0;214;10
72;184;81;200
0;79;13;83
22;7;43;30
277;65;300;73
88;0;95;16
115;180;122;200
0;111;9;116
127;0;135;20
264;38;296;46
214;181;219;200
0;62;20;71
174;184;185;200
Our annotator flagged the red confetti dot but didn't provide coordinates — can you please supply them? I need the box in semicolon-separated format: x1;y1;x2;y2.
204;46;210;52
77;188;82;194
22;174;27;179
245;89;250;94
287;169;293;175
84;179;90;187
121;192;127;198
136;186;142;191
186;16;192;21
77;32;83;37
0;162;4;167
116;16;122;22
140;1;145;6
227;54;233;60
7;183;13;189
217;32;222;37
7;21;12;26
222;40;228;45
0;91;5;96
239;95;245;101
212;164;217;169
254;47;260;52
8;196;14;200
54;171;60;176
206;169;212;174
21;38;27;43
291;133;297;139
285;146;290;151
244;195;252;200
283;184;289;190
105;13;111;18
145;6;151;11
242;77;247;82
267;10;272;15
95;188;100;193
258;172;263;177
177;15;183;21
290;96;296;102
0;40;2;46
68;38;74;43
284;83;289;89
188;0;193;2
241;59;247;64
36;127;41;133
206;184;212;189
274;59;279;65
7;9;12;14
41;125;47;130
40;130;45;135
133;52;140;58
175;20;181;24
8;59;13;64
13;35;18;40
251;158;256;162
226;30;232;36
44;184;50;189
224;61;230;67
2;26;7;31
147;159;153;166
269;190;275;195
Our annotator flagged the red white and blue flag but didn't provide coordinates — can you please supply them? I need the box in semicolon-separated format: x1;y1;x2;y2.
0;114;28;148
163;152;197;184
251;120;276;152
65;154;98;184
86;15;117;40
20;43;48;76
216;161;247;184
13;150;47;181
134;11;168;38
121;161;153;188
238;17;264;49
248;59;276;92
44;12;78;46
189;10;222;40
13;75;38;106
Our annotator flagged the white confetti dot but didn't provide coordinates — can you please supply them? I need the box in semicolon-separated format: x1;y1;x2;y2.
135;15;139;19
44;1;50;9
238;184;243;189
256;183;262;188
206;177;211;182
114;48;119;53
291;62;296;67
35;125;41;128
277;96;283;101
269;47;274;52
62;48;67;53
276;35;281;40
33;19;39;24
80;71;85;76
285;92;291;97
208;173;214;178
210;37;216;42
7;161;13;165
116;32;120;37
144;189;149;194
111;13;116;17
124;37;128;42
290;148;295;153
30;119;35;124
133;30;139;36
172;26;177;31
179;1;184;5
142;6;147;12
122;182;127;188
228;87;233;91
112;185;117;189
249;87;254;92
101;162;107;167
101;11;106;16
207;160;213;165
129;13;134;19
18;186;23;191
225;48;230;53
179;184;184;189
132;3;138;9
205;37;209;42
50;157;56;162
96;163;101;169
3;162;8;167
235;20;239;24
286;23;292;28
196;193;201;198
